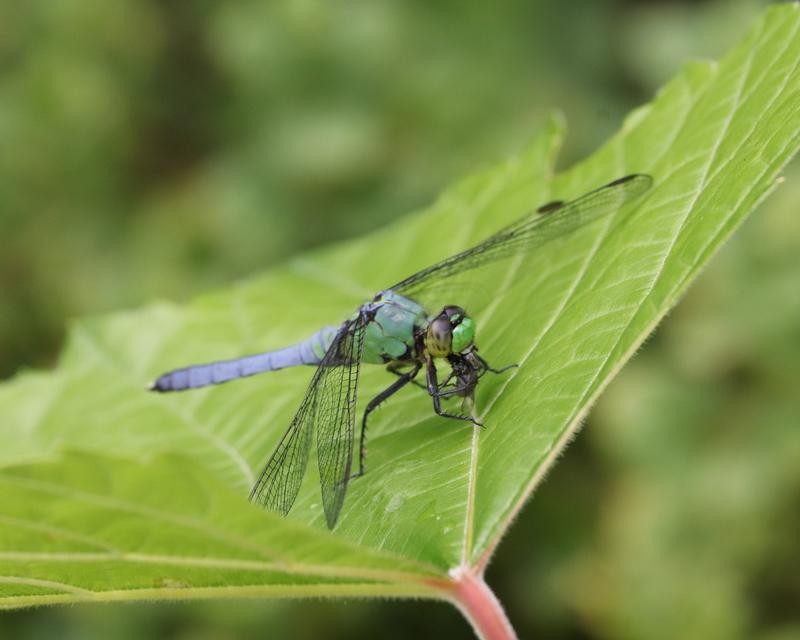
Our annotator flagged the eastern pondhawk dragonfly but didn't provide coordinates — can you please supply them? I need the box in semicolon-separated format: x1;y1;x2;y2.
150;174;652;528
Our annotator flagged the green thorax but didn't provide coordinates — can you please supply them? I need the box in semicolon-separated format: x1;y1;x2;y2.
360;290;428;364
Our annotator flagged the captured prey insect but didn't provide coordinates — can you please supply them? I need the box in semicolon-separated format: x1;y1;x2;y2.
150;174;652;528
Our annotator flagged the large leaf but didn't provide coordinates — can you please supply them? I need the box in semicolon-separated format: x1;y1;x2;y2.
1;4;799;612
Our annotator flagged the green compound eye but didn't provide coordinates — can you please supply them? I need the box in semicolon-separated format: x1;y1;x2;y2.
451;316;475;353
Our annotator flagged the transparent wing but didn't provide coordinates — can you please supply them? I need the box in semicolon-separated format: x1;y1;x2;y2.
315;320;365;528
249;317;365;528
390;174;652;300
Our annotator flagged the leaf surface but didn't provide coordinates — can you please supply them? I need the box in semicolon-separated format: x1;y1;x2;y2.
1;5;799;608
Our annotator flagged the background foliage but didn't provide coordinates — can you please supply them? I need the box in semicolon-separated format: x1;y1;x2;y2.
1;1;797;639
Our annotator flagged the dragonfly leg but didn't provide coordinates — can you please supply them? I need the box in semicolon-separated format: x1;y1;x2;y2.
352;363;422;480
434;382;473;399
394;360;462;402
387;361;427;391
386;361;462;396
439;369;457;389
426;359;482;426
475;353;518;376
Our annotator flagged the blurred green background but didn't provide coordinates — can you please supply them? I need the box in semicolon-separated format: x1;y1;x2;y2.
2;0;798;638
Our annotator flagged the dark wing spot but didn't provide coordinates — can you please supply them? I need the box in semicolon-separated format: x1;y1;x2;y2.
605;174;640;187
536;200;565;214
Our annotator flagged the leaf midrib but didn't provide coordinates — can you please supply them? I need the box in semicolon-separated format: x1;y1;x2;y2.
472;10;800;565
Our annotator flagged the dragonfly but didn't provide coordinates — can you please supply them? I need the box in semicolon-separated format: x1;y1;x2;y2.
150;173;652;528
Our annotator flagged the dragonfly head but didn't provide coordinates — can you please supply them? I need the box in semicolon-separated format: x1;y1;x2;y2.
425;305;475;357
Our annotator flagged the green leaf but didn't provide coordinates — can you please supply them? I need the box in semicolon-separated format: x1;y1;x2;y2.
1;4;799;610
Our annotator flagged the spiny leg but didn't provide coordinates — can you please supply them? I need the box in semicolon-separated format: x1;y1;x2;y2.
433;381;476;399
387;361;428;391
391;361;466;405
475;353;518;376
352;362;421;480
426;358;481;426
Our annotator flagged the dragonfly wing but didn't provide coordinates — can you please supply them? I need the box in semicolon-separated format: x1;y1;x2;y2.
249;318;363;526
314;318;366;528
391;174;652;299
